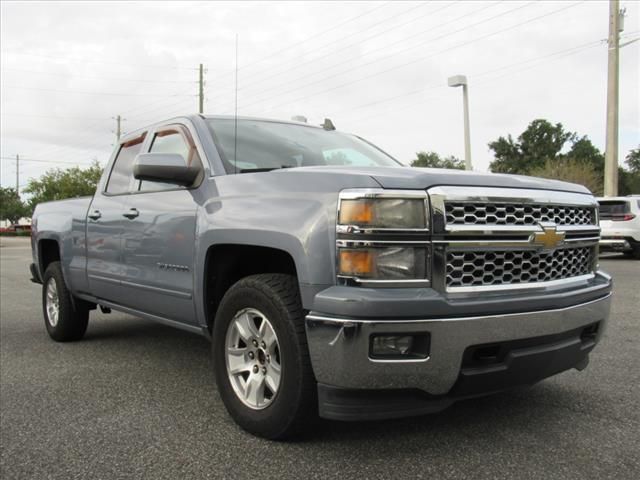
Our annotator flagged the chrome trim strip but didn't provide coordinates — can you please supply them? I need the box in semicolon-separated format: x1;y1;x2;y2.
336;239;431;247
442;224;600;235
428;186;598;206
337;276;430;288
368;355;430;364
339;188;430;200
436;237;600;249
446;273;595;294
337;225;428;235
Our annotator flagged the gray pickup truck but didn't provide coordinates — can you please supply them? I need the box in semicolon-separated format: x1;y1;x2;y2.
30;115;612;439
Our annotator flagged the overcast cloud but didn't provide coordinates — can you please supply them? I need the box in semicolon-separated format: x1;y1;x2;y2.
1;0;638;191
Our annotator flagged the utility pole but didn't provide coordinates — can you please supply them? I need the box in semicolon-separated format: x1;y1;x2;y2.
15;154;19;195
116;115;122;141
199;63;204;114
604;0;624;196
112;115;124;142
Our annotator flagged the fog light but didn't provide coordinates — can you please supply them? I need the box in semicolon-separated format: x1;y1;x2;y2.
371;335;414;356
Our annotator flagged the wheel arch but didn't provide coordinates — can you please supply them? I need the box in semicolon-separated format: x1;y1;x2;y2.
38;237;61;278
203;243;301;334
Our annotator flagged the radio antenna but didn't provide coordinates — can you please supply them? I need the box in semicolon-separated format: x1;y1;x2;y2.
233;33;239;175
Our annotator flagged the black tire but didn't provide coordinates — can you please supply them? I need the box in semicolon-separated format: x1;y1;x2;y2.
42;261;89;342
212;274;316;439
631;244;640;260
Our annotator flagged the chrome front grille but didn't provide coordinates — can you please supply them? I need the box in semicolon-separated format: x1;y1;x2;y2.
446;247;594;289
444;202;595;226
429;186;600;293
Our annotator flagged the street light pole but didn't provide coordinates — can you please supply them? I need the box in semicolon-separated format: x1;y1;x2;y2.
448;75;472;170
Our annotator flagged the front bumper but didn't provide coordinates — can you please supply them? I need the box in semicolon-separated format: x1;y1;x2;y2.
306;292;611;419
599;237;633;251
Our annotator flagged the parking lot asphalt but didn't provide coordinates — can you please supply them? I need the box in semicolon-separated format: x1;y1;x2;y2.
1;236;639;479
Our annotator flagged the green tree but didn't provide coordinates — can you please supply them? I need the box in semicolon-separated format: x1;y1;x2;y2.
567;136;604;171
622;145;640;194
625;145;640;174
23;161;103;213
411;151;465;169
0;187;27;223
529;159;603;196
489;119;575;174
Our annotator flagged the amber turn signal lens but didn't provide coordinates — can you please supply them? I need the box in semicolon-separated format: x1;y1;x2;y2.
339;200;374;225
339;249;374;276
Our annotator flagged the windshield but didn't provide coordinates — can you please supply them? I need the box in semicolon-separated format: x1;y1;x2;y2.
207;118;401;173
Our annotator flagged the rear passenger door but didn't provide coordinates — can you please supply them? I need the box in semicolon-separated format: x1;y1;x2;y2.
86;133;146;303
118;124;203;325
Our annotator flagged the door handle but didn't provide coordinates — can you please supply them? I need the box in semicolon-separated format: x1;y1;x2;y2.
88;210;102;221
123;208;140;219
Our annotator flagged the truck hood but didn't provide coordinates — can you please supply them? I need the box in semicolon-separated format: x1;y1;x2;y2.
284;166;591;194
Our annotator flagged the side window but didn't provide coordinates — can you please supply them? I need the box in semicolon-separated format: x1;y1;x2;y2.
139;126;203;192
105;134;145;194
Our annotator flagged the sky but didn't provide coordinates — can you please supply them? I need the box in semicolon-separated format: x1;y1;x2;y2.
1;0;639;193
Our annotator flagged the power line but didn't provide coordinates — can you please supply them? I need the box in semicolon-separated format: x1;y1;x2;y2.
0;155;93;166
23;85;198;161
3;85;196;97
253;1;583;116
0;49;198;70
340;35;608;127
210;0;470;103
1;68;196;84
214;0;506;111
225;1;534;113
125;96;195;122
0;113;111;121
212;1;393;81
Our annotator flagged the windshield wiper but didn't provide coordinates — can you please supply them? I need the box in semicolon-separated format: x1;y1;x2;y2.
239;165;295;173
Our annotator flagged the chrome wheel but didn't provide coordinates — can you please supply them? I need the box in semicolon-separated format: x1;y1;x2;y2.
45;278;60;327
225;308;282;410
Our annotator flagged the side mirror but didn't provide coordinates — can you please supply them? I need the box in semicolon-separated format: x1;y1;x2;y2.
133;153;200;186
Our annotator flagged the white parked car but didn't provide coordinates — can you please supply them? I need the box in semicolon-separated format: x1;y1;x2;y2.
597;196;640;259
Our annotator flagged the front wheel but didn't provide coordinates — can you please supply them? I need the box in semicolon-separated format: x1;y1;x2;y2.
212;274;316;439
42;261;89;342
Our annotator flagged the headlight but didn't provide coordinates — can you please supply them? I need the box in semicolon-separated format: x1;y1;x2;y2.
336;189;431;286
338;190;428;231
338;246;427;280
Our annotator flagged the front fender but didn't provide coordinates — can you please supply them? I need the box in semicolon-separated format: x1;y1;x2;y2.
192;170;381;327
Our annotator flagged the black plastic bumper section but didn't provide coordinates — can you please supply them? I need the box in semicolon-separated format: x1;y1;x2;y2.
318;323;599;421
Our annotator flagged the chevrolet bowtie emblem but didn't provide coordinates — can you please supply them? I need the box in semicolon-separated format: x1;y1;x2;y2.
531;223;565;250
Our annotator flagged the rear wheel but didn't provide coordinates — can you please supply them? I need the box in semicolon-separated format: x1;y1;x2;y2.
42;262;89;342
212;274;316;439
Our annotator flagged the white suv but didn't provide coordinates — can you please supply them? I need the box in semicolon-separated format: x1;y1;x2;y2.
597;196;640;259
